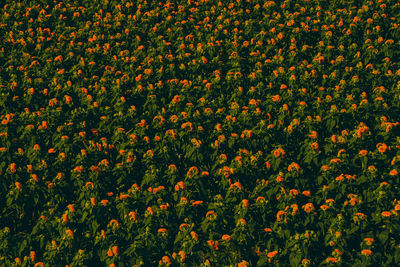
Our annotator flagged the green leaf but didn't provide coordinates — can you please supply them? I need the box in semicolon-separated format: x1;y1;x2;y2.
18;239;27;255
289;252;301;267
377;230;389;244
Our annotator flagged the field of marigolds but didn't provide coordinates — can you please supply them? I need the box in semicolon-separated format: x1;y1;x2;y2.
1;0;400;266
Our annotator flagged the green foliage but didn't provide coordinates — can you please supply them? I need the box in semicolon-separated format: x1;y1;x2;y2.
0;0;400;266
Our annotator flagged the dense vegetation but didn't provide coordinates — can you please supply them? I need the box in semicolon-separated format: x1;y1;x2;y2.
1;0;400;266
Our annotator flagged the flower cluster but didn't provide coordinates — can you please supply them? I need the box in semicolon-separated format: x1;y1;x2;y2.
0;0;400;266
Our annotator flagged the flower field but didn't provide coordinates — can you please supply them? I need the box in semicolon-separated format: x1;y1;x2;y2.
1;0;400;266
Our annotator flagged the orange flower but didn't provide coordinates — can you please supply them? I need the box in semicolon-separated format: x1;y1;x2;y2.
15;257;22;265
382;211;392;217
237;218;246;226
326;258;338;263
65;229;74;238
303;203;315;213
359;150;368;156
62;213;68;224
309;131;318;139
206;211;217;220
109;219;120;228
276;210;286;221
267;251;278;258
107;249;113;257
320;205;329;211
361;249;372;256
289;189;299;196
160;256;171;266
158;228;168;234
238;260;249;267
67;204;75;212
10;163;17;173
30;251;36;262
377;143;388;153
302;191;311;197
178;251;186;262
190;231;198;240
390;169;398;176
221;234;231;242
128;211;137;221
112;246;119;256
310;142;319;150
172;95;180;103
272;95;281;102
241;199;249;209
15;182;22;190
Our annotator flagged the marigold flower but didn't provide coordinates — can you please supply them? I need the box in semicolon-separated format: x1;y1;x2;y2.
276;210;286;221
382;211;392;217
267;251;278;258
221;234;231;242
30;251;36;262
206;211;217;220
172;95;180;103
237;218;246;226
15;182;22;190
364;238;374;245
109;219;120;228
178;250;186;262
65;229;74;238
67;204;75;212
160;256;171;266
376;142;387;153
112;246;119;256
361;249;372;256
310;142;319;150
309;131;318;139
359;150;368;156
272;95;281;102
15;257;22;265
119;194;131;200
390;169;398;176
320;205;329;211
326;258;338;263
62;213;68;224
158;228;168;234
242;199;249;208
190;231;198;240
303;203;315;213
237;261;249;267
10;163;17;173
